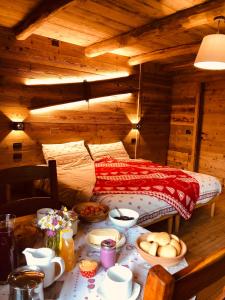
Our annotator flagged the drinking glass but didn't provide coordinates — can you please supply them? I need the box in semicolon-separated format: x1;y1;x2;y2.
0;214;17;284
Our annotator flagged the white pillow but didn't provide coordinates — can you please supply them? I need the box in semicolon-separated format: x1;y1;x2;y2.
87;141;129;160
42;140;92;168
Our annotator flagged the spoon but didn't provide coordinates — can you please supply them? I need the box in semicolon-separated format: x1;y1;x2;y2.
114;208;134;221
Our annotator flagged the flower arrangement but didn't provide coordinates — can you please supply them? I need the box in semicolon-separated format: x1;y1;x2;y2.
38;207;77;253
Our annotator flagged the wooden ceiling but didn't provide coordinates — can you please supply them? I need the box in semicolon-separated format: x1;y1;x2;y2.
0;0;225;69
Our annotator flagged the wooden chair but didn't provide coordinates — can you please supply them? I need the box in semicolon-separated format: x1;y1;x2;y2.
143;247;225;300
0;160;60;217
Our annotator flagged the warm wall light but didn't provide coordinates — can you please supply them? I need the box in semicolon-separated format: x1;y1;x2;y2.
30;100;88;114
132;119;142;130
194;16;225;70
30;93;133;114
11;122;25;130
25;72;130;85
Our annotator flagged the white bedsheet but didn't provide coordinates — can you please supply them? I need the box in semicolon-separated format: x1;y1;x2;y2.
38;161;222;225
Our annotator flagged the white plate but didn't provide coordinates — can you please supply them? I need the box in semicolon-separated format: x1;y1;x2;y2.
86;232;126;250
97;282;140;300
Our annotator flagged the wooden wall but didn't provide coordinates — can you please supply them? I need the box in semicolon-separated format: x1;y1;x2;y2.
138;64;172;164
0;27;137;169
0;27;172;169
167;72;225;187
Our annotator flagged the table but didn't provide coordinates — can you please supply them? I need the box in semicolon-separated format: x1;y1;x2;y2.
0;219;188;300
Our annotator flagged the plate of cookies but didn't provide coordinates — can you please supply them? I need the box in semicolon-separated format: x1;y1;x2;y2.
135;231;187;267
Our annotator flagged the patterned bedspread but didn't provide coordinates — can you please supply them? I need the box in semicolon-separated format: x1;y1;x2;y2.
93;157;200;219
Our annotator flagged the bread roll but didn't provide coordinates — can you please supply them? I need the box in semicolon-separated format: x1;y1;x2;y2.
148;242;158;256
155;232;171;246
157;245;177;258
170;234;180;242
170;239;181;256
146;232;160;243
140;241;151;253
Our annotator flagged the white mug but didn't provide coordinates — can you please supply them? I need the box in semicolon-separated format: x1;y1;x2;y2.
37;208;54;222
23;248;65;288
104;265;133;300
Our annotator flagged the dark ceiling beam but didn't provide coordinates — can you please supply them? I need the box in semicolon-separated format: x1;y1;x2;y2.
85;0;225;58
14;0;76;40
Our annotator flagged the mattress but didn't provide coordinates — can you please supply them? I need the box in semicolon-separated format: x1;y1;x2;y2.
37;161;222;225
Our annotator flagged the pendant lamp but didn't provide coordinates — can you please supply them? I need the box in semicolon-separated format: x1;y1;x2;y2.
194;16;225;70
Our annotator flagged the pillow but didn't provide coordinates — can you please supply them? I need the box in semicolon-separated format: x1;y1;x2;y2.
42;140;92;168
87;141;129;160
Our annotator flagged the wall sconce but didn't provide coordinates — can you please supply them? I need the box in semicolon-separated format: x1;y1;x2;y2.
11;122;25;130
132;119;142;130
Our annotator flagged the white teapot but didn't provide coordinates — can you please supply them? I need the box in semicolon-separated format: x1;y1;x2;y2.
23;248;65;288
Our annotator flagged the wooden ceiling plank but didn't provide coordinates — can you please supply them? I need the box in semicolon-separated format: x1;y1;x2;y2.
85;0;225;58
128;43;200;65
14;0;76;40
0;26;131;78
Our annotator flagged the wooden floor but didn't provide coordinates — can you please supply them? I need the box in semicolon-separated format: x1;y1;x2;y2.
148;193;225;300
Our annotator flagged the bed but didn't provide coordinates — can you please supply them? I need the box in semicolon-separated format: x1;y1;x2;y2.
38;140;222;233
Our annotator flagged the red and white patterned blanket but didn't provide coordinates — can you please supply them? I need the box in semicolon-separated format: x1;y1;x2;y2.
93;157;200;220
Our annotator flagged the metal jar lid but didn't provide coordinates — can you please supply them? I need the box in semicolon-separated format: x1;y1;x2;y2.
101;239;116;250
8;266;45;290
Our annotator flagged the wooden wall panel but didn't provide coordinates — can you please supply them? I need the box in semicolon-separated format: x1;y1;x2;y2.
167;76;225;187
198;79;225;184
0;29;137;169
138;65;172;164
0;28;172;171
167;81;198;169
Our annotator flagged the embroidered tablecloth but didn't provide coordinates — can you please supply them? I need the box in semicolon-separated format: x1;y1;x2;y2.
0;220;188;300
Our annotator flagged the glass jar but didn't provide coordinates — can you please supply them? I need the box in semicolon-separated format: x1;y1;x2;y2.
100;239;116;269
45;230;60;255
60;229;76;272
0;214;17;284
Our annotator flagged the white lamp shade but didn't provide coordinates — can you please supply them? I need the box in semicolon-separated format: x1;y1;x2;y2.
194;34;225;70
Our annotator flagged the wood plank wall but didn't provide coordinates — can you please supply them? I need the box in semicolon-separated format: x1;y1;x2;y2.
167;72;225;187
138;64;172;164
0;27;172;169
0;27;137;169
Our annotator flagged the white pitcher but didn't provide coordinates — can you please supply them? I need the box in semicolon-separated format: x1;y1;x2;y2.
23;248;65;288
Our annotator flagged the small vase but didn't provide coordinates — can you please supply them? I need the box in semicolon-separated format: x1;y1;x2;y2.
45;230;60;255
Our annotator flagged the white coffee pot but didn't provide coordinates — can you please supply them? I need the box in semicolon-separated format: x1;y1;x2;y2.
23;248;65;288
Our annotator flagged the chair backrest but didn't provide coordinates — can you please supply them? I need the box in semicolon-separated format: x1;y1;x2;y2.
143;247;225;300
0;160;59;216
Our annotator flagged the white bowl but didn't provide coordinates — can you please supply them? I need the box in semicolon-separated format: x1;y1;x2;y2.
109;208;139;228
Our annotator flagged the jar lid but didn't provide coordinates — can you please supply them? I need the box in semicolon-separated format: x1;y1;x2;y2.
62;228;73;239
101;239;116;249
8;266;44;290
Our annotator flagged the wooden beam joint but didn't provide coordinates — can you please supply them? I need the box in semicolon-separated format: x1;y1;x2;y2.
14;0;76;40
85;0;225;58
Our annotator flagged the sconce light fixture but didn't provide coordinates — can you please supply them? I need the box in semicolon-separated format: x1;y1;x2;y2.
194;16;225;70
132;119;142;130
11;121;25;131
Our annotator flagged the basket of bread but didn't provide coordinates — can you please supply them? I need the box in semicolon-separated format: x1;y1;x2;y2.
136;232;187;267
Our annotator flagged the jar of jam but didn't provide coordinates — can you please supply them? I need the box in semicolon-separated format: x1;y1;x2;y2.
100;239;116;269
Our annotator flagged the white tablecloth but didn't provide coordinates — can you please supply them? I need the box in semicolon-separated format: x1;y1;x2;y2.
0;220;188;300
